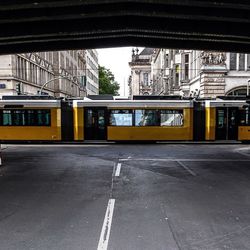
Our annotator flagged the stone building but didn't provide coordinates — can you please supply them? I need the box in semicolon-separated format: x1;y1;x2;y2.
129;48;250;98
0;49;99;98
128;48;154;96
85;49;99;95
151;49;181;95
129;48;183;97
180;51;250;98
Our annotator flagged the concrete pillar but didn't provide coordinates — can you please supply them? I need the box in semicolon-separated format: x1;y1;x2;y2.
199;52;227;98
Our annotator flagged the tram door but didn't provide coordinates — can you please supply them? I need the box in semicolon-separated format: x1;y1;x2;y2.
216;107;238;140
84;107;107;140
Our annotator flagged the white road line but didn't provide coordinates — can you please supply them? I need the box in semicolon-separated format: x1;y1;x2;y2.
97;199;115;250
176;161;196;176
115;163;121;177
119;158;250;162
235;148;250;157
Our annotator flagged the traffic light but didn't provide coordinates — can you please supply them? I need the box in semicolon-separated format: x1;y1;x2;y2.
16;82;21;95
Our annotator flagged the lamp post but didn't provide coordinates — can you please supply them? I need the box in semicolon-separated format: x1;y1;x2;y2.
39;77;64;96
39;75;84;97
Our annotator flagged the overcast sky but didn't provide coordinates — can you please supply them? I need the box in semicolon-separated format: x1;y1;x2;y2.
97;47;143;96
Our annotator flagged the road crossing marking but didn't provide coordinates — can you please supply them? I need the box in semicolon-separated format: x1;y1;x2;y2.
235;148;250;157
176;160;196;176
97;199;115;250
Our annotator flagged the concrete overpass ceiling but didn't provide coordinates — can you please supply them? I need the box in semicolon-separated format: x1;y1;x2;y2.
0;0;250;54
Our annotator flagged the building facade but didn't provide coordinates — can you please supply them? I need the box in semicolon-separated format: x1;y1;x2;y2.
0;49;99;98
128;48;154;96
129;48;250;98
85;49;99;95
181;51;250;98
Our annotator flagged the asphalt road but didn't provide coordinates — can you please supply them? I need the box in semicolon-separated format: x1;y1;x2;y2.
0;144;250;250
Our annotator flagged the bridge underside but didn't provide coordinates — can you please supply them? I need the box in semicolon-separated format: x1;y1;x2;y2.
0;0;250;54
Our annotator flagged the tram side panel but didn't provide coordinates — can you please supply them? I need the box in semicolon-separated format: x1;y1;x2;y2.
73;106;84;141
238;127;250;141
0;107;61;141
238;107;250;141
205;106;216;141
107;108;193;141
73;100;194;142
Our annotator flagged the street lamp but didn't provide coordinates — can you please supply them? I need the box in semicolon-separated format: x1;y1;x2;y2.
39;76;84;97
39;77;65;96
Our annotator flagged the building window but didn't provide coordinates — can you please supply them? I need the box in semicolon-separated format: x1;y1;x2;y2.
17;56;27;81
110;110;133;126
227;88;247;96
175;65;180;86
230;53;237;70
184;54;189;80
165;54;169;66
239;53;245;71
143;73;149;86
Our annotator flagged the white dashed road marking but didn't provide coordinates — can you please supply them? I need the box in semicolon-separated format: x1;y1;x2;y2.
97;199;116;250
115;163;121;177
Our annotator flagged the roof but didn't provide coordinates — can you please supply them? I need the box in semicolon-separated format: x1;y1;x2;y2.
139;48;155;56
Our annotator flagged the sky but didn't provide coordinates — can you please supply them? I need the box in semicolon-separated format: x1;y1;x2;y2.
97;47;143;96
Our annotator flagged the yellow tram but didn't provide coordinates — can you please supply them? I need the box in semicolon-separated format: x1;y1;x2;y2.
73;99;193;141
205;99;250;141
0;98;62;141
0;96;249;142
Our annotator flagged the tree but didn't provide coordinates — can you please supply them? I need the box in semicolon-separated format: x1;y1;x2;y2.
99;66;120;95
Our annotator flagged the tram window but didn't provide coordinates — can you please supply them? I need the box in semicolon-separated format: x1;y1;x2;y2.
218;110;225;128
110;110;133;126
3;110;12;125
12;110;26;126
239;109;250;126
1;109;51;126
135;110;159;126
86;109;93;128
26;110;36;126
37;110;50;126
98;110;105;128
160;110;184;126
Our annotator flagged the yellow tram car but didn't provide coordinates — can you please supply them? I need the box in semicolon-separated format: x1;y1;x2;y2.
0;98;62;141
205;99;250;141
73;99;194;141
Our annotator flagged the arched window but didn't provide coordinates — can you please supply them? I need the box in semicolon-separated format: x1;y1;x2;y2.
227;87;247;96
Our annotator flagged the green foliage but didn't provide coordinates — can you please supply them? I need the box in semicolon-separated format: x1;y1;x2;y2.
99;66;120;95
